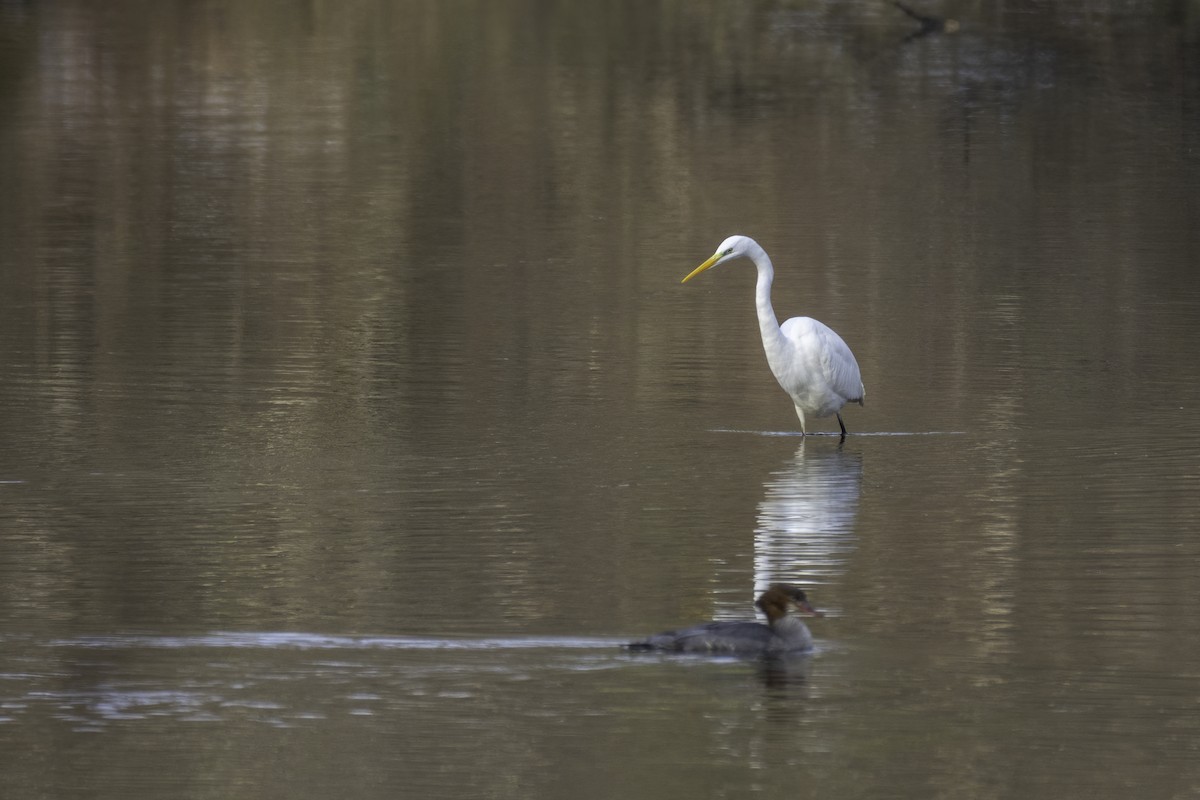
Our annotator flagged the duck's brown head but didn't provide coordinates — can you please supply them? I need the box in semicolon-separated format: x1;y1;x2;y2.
755;584;823;623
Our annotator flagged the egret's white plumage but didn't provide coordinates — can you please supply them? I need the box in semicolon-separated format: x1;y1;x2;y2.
682;235;864;436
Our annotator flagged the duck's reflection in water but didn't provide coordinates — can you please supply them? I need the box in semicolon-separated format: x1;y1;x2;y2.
756;651;815;694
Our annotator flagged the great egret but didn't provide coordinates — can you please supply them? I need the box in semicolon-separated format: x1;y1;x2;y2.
682;235;865;436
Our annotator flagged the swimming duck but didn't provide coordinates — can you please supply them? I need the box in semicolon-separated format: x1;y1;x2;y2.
627;584;822;656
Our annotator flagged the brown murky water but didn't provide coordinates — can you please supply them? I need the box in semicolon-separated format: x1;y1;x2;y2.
2;2;1200;798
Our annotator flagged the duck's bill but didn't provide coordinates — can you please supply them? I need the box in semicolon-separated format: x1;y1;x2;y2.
797;601;824;618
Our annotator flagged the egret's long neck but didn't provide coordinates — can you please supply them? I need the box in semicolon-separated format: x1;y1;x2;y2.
749;247;787;357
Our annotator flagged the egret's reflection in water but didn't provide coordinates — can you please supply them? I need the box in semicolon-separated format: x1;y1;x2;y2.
753;442;863;598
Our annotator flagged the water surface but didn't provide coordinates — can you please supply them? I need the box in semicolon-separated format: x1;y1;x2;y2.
2;2;1200;798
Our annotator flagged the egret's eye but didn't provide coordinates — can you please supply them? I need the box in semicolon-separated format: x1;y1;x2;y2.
723;248;734;255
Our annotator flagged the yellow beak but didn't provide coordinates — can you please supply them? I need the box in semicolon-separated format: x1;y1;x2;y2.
681;252;723;284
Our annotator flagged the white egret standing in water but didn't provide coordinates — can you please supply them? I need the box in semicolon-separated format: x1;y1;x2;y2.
682;235;865;436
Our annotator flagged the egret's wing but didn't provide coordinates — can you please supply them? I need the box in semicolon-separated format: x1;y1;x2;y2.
780;316;864;403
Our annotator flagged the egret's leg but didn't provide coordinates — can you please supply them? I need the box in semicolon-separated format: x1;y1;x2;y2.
836;413;847;437
794;406;807;436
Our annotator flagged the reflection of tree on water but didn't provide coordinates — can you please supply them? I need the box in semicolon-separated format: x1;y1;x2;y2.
893;1;960;42
752;442;863;600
